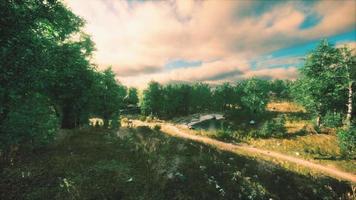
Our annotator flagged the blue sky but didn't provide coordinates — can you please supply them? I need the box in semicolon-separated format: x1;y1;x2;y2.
250;29;356;70
165;29;356;72
66;0;356;88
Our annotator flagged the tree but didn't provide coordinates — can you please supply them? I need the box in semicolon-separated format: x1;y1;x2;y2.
0;94;59;152
91;68;127;128
126;87;139;105
337;127;356;159
175;84;192;115
269;79;291;100
238;78;269;114
42;37;96;128
337;47;356;128
191;82;212;112
0;0;94;157
141;81;163;116
293;40;352;127
213;83;236;112
162;84;181;118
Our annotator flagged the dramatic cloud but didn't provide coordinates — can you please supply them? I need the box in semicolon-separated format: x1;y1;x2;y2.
64;0;356;88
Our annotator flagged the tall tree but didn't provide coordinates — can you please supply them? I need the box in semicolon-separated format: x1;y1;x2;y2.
141;81;163;116
338;47;356;128
126;87;139;106
238;78;269;114
293;40;351;127
91;68;127;128
42;37;96;128
0;0;95;158
191;82;212;112
269;79;291;100
213;83;236;112
162;84;181;118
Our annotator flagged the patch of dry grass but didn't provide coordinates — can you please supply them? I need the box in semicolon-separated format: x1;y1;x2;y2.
267;101;306;113
247;122;356;174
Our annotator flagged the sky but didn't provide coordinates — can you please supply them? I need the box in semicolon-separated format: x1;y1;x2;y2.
64;0;356;88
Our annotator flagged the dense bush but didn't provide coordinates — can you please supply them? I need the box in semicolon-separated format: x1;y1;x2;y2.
213;129;233;140
139;115;147;121
1;127;351;200
141;79;283;119
323;111;343;128
337;127;356;159
110;115;121;130
258;115;287;138
0;94;59;150
153;124;161;131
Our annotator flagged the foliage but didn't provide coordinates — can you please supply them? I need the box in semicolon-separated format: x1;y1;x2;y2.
0;0;95;155
139;115;147;121
153;124;161;131
110;114;121;130
140;78;287;119
213;83;236;112
337;127;356;159
126;87;139;105
214;129;234;140
0;1;131;157
293;40;355;127
90;68;127;128
238;78;270;114
42;37;96;129
0;128;351;200
163;84;193;117
258;115;287;138
269;79;292;100
322;111;343;128
191;82;212;112
141;81;163;116
0;94;59;149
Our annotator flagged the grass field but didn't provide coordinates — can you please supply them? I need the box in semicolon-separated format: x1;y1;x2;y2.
169;101;355;176
0;127;354;200
248;102;355;174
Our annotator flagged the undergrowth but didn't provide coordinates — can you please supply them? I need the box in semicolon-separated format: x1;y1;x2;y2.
0;127;353;200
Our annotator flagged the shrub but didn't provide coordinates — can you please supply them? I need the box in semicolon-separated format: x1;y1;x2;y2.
323;111;343;128
258;115;287;138
337;127;356;159
0;94;59;151
153;124;161;131
95;121;101;128
139;115;147;121
146;115;154;122
110;116;121;130
214;129;232;140
136;126;152;133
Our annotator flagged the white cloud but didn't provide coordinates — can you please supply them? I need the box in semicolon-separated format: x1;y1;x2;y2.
63;0;355;88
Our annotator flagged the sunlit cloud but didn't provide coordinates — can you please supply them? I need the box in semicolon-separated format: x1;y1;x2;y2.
64;0;356;88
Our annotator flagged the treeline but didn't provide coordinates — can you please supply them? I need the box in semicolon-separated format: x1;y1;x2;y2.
141;79;291;119
0;1;132;159
141;41;355;131
0;1;354;161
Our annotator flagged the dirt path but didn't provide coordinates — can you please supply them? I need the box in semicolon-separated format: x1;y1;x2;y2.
133;120;356;183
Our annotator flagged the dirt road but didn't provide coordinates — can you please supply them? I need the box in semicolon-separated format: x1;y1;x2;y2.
133;120;356;183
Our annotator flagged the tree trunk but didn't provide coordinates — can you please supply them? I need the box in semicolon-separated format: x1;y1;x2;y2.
61;106;76;129
316;114;321;128
103;118;109;129
345;81;353;128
